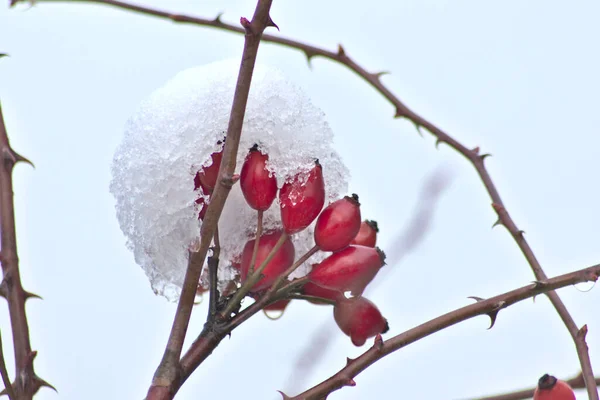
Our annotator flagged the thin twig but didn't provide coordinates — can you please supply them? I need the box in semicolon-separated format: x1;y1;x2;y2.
0;330;15;400
287;264;600;399
466;372;600;400
144;2;276;399
207;227;220;319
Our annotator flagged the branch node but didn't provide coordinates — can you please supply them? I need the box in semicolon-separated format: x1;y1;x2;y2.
345;378;356;387
372;333;384;351
577;324;589;340
240;17;253;33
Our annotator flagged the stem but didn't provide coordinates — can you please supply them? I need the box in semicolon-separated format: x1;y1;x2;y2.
220;232;288;319
145;1;276;398
248;210;263;275
0;101;47;399
207;227;220;319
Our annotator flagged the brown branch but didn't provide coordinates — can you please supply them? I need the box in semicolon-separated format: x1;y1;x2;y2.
0;102;53;400
467;372;600;400
145;2;276;399
287;264;600;399
13;0;598;396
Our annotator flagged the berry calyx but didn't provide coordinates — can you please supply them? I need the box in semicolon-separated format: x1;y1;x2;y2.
240;230;295;292
279;160;325;234
308;245;386;296
334;296;389;346
240;144;278;211
533;374;576;400
314;194;362;252
351;220;379;247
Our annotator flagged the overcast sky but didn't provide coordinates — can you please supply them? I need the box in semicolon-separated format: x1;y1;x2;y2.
1;1;600;399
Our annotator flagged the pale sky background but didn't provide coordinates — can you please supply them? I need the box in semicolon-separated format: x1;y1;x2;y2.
1;1;600;399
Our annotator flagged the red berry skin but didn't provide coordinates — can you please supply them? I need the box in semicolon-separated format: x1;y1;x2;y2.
334;296;389;346
279;161;325;234
308;245;386;296
264;298;290;312
240;231;295;292
302;281;343;303
198;148;224;193
533;375;576;400
351;220;378;247
240;146;278;211
314;194;362;252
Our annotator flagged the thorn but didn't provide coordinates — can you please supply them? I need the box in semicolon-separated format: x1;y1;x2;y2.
412;122;423;137
394;107;405;119
372;71;390;80
266;16;279;31
531;280;546;288
2;147;34;168
516;230;525;237
346;357;355;366
240;17;253;33
491;219;502;229
468;296;485;302
346;378;356;387
472;146;480;154
0;53;8;59
486;310;500;330
35;376;58;393
214;12;224;23
24;290;42;301
373;333;384;350
480;153;492;161
435;138;444;149
337;44;346;57
277;390;292;400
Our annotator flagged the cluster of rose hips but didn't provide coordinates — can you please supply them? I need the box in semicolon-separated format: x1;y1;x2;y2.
194;141;389;346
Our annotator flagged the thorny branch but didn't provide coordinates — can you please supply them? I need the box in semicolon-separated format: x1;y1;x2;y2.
467;372;600;400
144;1;276;399
8;0;598;398
0;102;53;400
287;264;600;399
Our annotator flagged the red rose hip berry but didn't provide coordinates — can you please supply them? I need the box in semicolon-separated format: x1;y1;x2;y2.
334;296;389;346
314;194;361;252
240;231;295;292
279;160;325;234
351;220;379;247
308;245;386;296
533;374;576;400
240;144;277;211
